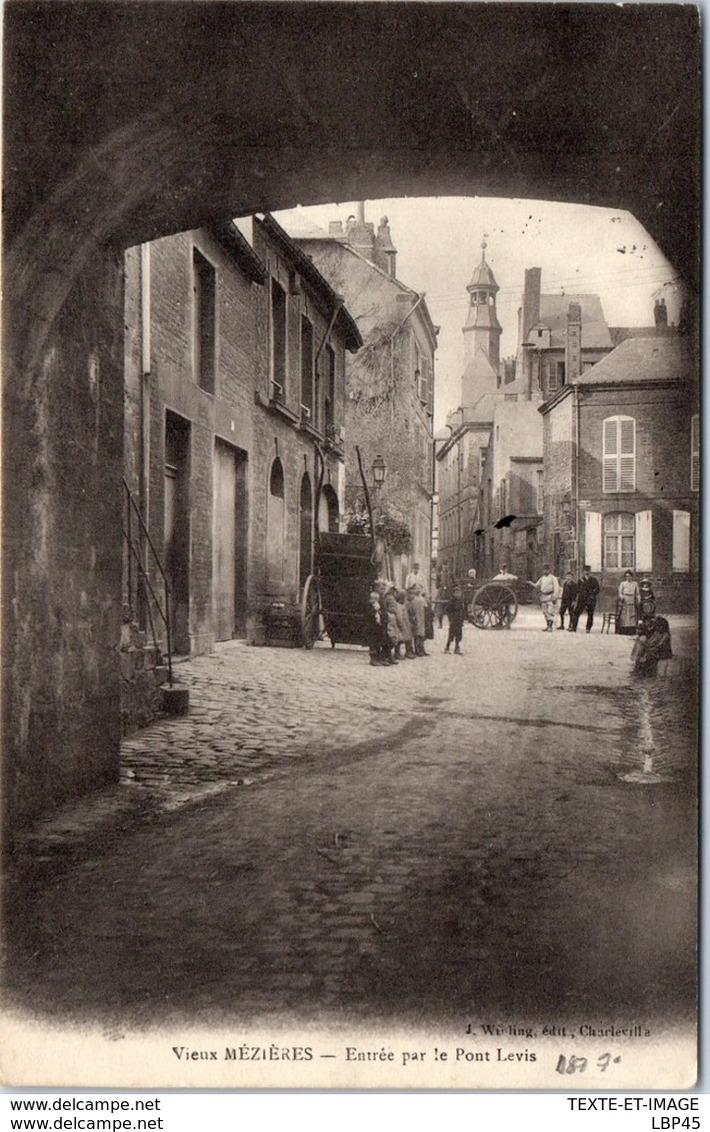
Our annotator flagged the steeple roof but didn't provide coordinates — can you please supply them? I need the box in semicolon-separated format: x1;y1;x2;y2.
467;238;499;292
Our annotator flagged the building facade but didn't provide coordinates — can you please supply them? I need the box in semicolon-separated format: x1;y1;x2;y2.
289;206;438;586
123;215;360;681
539;334;698;612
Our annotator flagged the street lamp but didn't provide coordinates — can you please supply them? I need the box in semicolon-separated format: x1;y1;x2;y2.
372;454;387;488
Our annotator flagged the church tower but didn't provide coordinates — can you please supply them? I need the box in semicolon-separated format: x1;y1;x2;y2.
461;239;502;410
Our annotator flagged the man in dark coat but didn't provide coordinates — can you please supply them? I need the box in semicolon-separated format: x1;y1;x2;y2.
558;571;578;630
570;565;601;633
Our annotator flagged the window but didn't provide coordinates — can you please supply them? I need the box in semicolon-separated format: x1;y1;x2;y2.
193;248;216;394
266;458;286;587
418;357;430;406
300;316;314;421
691;414;699;491
604;512;635;569
270;279;287;397
499;477;507;519
548;360;565;394
603;416;636;493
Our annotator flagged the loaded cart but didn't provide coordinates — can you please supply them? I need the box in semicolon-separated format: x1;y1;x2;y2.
300;442;384;650
301;531;377;649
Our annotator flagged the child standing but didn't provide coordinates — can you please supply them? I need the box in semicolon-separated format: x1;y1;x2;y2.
444;585;466;654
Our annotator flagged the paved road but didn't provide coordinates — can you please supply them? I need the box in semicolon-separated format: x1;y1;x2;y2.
4;612;697;1061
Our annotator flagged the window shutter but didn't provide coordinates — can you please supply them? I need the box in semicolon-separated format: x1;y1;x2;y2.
603;416;635;493
672;510;690;572
691;415;700;492
584;511;602;572
619;418;636;491
603;418;618;492
635;510;653;572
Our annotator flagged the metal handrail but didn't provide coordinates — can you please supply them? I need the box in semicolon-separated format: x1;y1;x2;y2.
122;478;173;685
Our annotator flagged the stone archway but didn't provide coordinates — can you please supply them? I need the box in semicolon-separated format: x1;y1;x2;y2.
2;1;700;839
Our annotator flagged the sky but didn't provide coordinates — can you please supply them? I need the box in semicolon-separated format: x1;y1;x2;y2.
274;196;684;428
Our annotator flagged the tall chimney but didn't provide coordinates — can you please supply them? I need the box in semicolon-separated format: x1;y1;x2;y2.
566;302;582;383
345;202;375;261
374;215;397;277
522;268;542;343
654;297;668;329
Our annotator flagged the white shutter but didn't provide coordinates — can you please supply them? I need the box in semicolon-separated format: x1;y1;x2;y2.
635;509;653;572
603;416;636;493
672;510;690;572
584;511;602;572
603;418;618;492
619;417;636;492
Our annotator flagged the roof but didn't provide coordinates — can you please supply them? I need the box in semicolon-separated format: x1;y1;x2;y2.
207;220;267;285
463;342;500;385
608;325;675;347
258;214;363;352
287;227;439;351
271;207;331;240
468;249;499;292
536;294;612;349
574;333;691;386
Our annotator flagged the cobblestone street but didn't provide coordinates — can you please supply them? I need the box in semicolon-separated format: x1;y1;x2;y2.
3;612;697;1081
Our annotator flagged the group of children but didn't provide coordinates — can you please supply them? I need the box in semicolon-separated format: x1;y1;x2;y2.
368;577;468;665
367;580;431;666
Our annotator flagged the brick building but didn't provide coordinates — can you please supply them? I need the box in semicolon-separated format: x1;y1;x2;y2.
286;205;438;585
123;215;360;682
539;333;698;612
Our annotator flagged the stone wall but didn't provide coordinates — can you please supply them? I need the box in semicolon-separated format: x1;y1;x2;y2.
3;248;125;843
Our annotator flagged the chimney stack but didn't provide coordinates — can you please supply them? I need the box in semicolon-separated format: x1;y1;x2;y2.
654;297;668;329
566;302;582;383
374;216;397;277
522;268;542;343
345;203;375;261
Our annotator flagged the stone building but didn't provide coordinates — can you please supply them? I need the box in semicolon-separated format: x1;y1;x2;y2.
123;214;361;687
286;205;438;586
436;241;505;581
539;333;698;612
473;400;544;581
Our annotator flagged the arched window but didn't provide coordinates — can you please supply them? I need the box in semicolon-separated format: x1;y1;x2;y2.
319;484;340;533
266;458;285;588
603;416;636;493
604;512;635;570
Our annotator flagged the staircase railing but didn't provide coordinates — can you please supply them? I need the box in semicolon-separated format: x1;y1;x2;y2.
122;478;173;686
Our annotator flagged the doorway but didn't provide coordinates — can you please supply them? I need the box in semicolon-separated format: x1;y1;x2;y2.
213;440;248;640
164;411;191;655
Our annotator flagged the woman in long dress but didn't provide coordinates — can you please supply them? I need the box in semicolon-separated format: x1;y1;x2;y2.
616;569;640;635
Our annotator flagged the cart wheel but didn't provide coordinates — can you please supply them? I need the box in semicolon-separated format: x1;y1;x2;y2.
301;574;321;649
469;583;518;630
